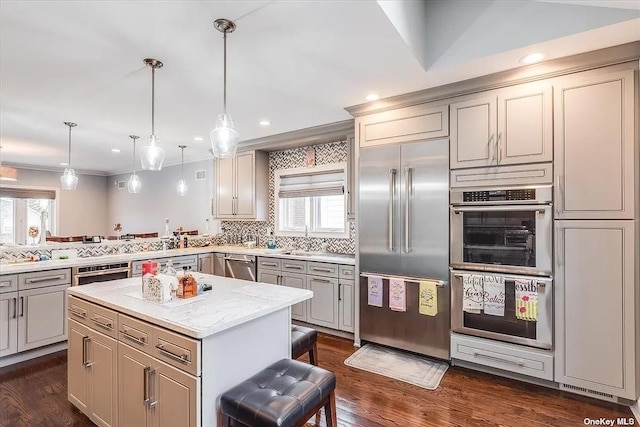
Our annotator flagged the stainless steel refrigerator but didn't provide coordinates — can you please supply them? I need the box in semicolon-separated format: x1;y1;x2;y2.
359;139;450;360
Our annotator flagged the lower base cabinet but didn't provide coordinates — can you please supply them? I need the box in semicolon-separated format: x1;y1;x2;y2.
281;273;307;322
338;279;354;332
307;276;339;329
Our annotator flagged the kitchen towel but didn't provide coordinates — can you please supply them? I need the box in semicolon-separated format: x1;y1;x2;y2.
389;278;406;312
367;275;383;307
515;278;538;321
462;274;484;314
483;275;505;317
418;279;439;316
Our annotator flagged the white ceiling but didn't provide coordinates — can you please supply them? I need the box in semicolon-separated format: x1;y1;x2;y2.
1;0;638;175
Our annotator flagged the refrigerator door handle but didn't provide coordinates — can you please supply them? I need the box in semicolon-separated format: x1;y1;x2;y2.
388;168;397;252
404;167;412;253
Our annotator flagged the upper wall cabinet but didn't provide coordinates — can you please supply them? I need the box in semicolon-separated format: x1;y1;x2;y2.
450;81;553;169
553;67;636;220
215;151;269;221
356;102;449;148
346;134;355;220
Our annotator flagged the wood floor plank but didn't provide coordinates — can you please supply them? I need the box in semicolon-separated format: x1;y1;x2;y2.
0;335;633;427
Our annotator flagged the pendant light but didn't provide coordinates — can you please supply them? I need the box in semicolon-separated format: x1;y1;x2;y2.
127;135;142;193
60;122;78;190
177;145;188;196
140;58;165;170
210;18;239;158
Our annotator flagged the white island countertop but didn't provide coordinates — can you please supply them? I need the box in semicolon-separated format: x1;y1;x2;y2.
67;274;313;339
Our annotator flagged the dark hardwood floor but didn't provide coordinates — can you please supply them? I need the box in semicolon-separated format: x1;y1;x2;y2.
0;334;633;427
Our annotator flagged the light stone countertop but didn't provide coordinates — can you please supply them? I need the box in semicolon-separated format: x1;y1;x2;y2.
0;246;355;275
67;275;313;339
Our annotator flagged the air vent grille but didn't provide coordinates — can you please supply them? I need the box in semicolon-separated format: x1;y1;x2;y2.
195;170;206;181
560;384;616;402
117;181;125;190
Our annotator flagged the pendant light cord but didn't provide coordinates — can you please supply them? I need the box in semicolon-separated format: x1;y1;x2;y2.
131;136;138;174
151;66;155;135
181;147;184;178
67;125;72;166
223;30;227;115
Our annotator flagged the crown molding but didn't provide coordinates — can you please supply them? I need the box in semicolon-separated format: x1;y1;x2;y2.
345;41;640;117
5;163;108;177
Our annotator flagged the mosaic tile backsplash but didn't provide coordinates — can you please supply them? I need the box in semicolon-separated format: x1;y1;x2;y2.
219;140;356;255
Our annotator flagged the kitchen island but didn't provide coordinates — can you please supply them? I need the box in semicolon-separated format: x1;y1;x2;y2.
66;274;313;427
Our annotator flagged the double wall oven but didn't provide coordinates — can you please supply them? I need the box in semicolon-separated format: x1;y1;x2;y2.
450;185;553;349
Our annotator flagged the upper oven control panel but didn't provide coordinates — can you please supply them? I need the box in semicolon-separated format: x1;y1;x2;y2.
462;189;536;202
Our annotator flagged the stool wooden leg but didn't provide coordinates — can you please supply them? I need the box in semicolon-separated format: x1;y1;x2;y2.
309;341;318;366
324;390;337;427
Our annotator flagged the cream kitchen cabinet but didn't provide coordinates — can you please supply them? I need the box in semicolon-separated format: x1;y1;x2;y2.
215;151;269;220
554;220;637;400
338;279;354;333
68;319;118;427
307;275;339;330
0;270;69;359
197;253;213;274
450;81;552;169
553;67;636;220
281;272;307;322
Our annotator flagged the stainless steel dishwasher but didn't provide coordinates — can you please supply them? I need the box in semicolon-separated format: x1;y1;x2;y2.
224;254;256;281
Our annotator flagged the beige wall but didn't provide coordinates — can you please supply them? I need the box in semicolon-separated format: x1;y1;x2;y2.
6;168;109;236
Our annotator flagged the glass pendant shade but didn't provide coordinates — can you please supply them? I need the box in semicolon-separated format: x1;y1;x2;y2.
60;168;78;190
128;173;142;193
140;134;165;171
210;114;239;158
176;179;188;196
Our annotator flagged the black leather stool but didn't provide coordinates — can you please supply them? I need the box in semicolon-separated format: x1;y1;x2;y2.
220;358;337;427
291;325;318;365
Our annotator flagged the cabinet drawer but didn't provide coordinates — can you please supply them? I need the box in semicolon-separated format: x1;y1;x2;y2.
118;314;153;354
68;296;91;326
338;265;355;280
258;257;281;272
152;326;201;376
19;268;71;290
307;262;338;278
451;334;553;381
88;303;118;339
0;275;18;294
281;259;306;273
168;256;198;271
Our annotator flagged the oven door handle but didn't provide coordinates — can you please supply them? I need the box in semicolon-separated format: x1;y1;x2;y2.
75;267;131;277
452;205;549;214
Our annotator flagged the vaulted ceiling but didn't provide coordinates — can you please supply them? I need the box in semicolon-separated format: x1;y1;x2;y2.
1;0;638;175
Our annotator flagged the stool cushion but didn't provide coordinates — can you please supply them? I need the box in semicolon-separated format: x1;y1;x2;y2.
291;325;317;360
220;358;336;427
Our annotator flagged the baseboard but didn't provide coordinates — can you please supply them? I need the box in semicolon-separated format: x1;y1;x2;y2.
0;342;68;369
292;321;355;341
631;399;639;424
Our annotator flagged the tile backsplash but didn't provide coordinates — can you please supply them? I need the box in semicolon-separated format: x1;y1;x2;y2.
220;140;356;254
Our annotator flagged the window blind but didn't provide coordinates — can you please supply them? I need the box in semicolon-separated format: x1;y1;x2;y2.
0;187;56;200
278;167;345;199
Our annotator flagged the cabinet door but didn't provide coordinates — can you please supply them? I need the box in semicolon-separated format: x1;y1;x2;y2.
307;276;339;329
450;94;497;169
152;360;200;427
338;280;354;333
89;331;118;427
555;221;636;399
554;69;635;219
497;81;553;166
197;254;213;274
118;342;153;427
0;292;17;357
68;319;90;413
281;273;307;322
215;157;235;218
346;134;356;219
234;152;256;218
18;284;67;351
257;271;279;285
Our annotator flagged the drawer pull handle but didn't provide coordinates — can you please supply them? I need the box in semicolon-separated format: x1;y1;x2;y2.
473;352;525;367
0;281;12;287
261;262;278;267
70;308;87;319
312;267;333;273
155;344;189;364
92;317;113;330
25;275;66;284
122;330;146;345
283;264;303;270
343;271;352;275
313;278;332;283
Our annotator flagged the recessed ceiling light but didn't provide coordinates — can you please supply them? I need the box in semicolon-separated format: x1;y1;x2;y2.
60;162;68;166
193;137;204;142
259;120;271;126
365;93;380;101
520;52;545;65
111;148;121;153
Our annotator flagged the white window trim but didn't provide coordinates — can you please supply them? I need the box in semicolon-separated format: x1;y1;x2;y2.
1;183;60;244
275;163;349;239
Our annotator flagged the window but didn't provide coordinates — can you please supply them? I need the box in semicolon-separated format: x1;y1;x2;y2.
0;187;57;245
275;163;348;238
